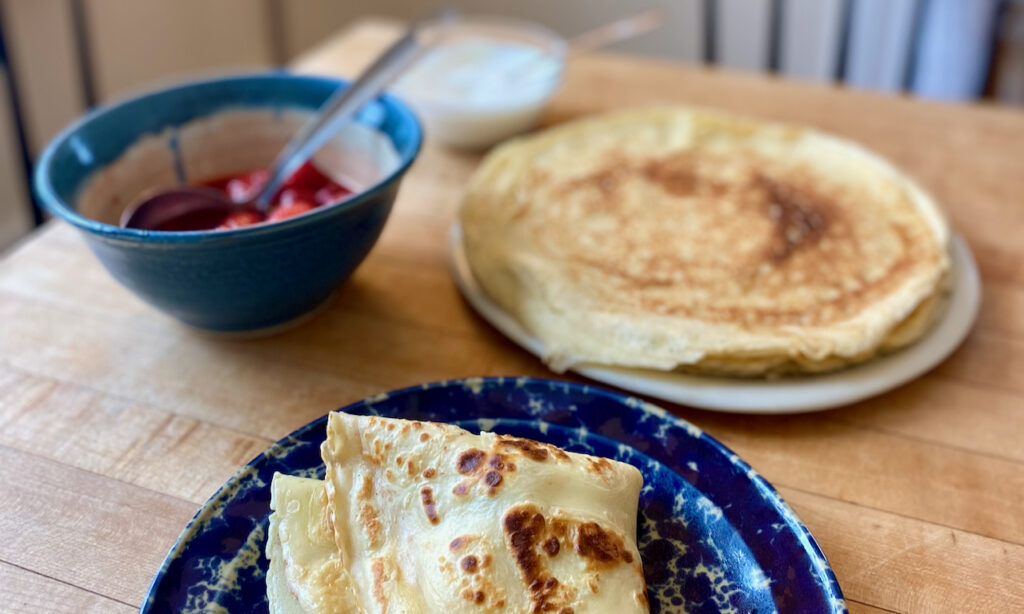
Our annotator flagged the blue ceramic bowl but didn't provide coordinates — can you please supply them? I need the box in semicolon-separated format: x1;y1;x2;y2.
34;73;422;332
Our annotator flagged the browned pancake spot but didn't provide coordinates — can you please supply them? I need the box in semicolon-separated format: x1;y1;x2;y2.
642;154;698;196
488;453;515;471
585;457;614;476
501;438;547;461
453;444;531;496
504;506;547;591
543;537;561;557
497;436;570;462
420;486;439;525
460;589;487;604
371;558;389;609
357;474;373;500
636;589;649;608
759;175;830;262
457;449;486;473
359;501;382;549
483;470;503;492
575;521;633;567
503;505;576;613
460;555;479;573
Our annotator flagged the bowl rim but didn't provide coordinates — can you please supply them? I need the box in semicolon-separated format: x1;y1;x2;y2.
33;72;423;244
434;14;568;55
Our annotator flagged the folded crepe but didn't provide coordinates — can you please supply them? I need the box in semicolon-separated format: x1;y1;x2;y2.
267;413;648;613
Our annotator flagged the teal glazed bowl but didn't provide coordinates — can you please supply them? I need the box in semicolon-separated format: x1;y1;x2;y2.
35;73;422;333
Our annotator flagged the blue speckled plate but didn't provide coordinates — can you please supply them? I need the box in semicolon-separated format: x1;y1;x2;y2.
142;377;846;613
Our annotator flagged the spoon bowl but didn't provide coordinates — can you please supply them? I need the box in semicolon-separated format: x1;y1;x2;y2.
120;187;235;231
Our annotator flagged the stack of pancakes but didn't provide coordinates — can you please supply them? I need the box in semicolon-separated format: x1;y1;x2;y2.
460;108;950;377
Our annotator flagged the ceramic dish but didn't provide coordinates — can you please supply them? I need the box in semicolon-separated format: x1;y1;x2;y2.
449;224;981;414
35;74;422;333
141;377;845;613
393;16;566;149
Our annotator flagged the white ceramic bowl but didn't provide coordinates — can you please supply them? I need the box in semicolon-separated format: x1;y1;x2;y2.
394;16;567;149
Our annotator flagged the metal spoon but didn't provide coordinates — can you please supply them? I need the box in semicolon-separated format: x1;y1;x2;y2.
121;9;455;231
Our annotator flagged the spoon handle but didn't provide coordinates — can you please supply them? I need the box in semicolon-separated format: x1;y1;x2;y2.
254;9;456;210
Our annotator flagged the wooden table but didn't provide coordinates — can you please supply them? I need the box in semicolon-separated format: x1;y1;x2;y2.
2;20;1022;614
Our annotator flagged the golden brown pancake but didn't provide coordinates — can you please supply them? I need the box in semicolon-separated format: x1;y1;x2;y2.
460;107;950;376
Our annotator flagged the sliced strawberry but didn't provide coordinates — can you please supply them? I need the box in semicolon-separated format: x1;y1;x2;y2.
267;201;315;222
278;188;318;207
217;209;264;230
314;183;352;205
281;161;331;192
225;169;269;203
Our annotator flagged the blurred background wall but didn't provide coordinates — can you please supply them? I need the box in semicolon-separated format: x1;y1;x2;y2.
0;0;1020;251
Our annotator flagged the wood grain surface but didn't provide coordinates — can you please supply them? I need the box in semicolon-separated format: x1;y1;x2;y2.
1;19;1022;613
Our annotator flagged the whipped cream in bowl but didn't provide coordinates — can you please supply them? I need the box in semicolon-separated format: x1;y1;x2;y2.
394;16;566;149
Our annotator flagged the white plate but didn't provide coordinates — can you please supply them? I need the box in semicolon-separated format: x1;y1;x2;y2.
448;223;981;414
